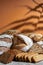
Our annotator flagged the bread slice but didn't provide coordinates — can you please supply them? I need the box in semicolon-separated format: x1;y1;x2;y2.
23;52;38;62
32;54;43;63
15;52;26;61
23;53;29;62
28;43;43;54
27;52;38;62
18;53;27;61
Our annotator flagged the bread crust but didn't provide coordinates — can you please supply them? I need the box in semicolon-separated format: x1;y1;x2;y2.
23;52;38;62
32;54;43;63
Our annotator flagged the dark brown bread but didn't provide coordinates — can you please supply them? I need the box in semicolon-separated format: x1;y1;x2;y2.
0;50;15;64
0;49;22;64
28;43;43;54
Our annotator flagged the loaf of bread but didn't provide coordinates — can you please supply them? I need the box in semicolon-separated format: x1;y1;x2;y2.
0;34;13;55
0;34;13;48
26;33;43;42
0;50;15;64
0;49;22;64
33;34;43;42
0;31;43;63
11;35;26;49
28;43;43;54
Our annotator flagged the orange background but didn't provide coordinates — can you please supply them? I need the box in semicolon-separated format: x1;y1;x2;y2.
0;0;43;34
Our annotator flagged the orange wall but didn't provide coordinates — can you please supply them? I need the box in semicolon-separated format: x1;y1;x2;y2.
0;0;43;34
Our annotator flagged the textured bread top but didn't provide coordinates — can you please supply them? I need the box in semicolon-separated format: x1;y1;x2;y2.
0;34;13;55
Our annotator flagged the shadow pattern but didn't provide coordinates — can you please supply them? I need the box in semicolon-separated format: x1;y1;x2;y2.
1;0;43;33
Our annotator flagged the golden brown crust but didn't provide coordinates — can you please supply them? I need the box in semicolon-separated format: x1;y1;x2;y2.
25;33;43;42
28;43;43;54
15;52;26;61
27;52;38;62
5;30;21;35
32;54;43;63
23;52;38;62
